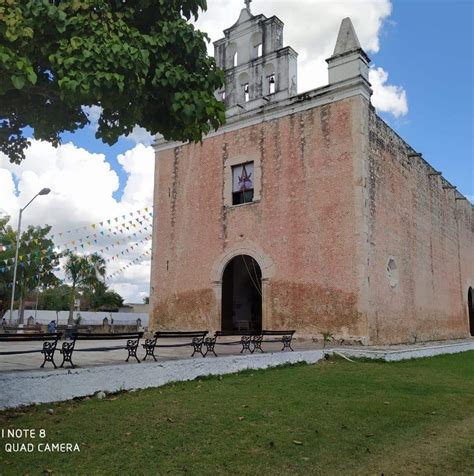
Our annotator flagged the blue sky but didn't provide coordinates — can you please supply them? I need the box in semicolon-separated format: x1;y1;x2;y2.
374;0;473;197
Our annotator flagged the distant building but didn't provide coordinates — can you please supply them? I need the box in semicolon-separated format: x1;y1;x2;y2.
119;303;150;314
3;310;149;328
150;3;474;344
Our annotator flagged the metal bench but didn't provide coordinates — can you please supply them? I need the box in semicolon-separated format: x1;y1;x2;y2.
203;331;261;357
142;331;208;361
257;330;295;352
60;331;144;368
204;330;296;356
0;332;62;368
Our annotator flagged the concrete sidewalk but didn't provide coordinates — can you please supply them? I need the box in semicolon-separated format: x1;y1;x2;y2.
0;350;326;410
1;338;473;373
0;338;472;410
331;339;474;361
0;338;319;373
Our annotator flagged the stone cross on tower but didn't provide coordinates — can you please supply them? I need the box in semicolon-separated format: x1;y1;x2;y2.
244;0;251;11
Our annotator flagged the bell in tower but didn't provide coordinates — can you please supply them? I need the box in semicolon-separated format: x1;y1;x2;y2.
213;1;298;116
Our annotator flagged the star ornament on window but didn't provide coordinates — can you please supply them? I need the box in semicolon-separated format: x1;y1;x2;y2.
238;165;253;192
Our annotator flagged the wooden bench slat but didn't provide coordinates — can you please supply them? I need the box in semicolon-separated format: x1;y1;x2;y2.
72;333;143;341
155;343;202;348
0;333;62;342
215;331;260;336
72;332;143;337
0;349;48;356
73;346;131;353
261;330;295;335
155;331;207;336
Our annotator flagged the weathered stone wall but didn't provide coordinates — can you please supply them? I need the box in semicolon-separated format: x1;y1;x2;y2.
151;93;473;344
366;110;474;343
151;97;368;340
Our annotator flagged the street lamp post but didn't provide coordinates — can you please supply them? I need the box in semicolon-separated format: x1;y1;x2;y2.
9;188;51;325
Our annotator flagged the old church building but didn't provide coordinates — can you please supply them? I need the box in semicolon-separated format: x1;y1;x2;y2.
151;4;474;344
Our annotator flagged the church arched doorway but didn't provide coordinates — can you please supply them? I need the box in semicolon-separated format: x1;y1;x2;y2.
468;287;474;337
221;255;262;332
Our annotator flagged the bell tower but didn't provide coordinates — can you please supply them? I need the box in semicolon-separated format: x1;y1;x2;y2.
213;1;298;116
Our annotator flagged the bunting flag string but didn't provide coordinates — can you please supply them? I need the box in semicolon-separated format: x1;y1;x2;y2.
105;248;152;281
51;212;153;245
0;214;153;253
0;209;153;253
0;207;155;276
85;235;152;265
49;206;153;242
0;245;153;280
0;248;56;270
0;233;153;272
55;227;152;255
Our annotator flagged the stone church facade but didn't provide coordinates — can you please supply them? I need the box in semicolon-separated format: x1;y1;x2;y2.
150;5;474;344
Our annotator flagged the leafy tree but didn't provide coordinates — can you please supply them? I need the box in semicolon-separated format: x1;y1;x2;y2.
0;221;60;322
0;0;225;164
81;281;124;311
143;296;149;304
63;251;106;325
37;283;72;312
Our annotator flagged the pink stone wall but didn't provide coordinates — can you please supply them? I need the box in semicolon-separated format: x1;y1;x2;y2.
366;111;474;343
151;97;368;339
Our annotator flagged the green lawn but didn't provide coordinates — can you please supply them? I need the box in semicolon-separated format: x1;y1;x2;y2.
1;352;473;475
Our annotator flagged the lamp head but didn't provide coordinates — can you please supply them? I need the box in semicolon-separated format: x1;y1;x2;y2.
39;188;51;196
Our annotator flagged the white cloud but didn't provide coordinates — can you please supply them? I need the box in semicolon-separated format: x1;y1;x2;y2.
0;169;18;218
112;262;151;303
118;144;155;206
196;0;407;118
369;67;408;118
0;141;120;228
124;126;154;146
0;141;154;303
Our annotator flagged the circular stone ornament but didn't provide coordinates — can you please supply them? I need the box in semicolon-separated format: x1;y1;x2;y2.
386;258;399;288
